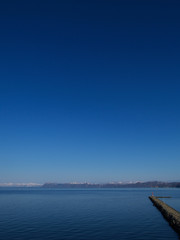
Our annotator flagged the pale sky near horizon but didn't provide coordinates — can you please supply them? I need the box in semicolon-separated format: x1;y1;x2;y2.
0;0;180;183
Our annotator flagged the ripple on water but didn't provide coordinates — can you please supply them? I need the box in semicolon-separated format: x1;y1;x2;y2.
0;188;179;240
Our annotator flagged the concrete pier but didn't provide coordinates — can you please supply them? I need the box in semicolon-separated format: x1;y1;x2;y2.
149;196;180;234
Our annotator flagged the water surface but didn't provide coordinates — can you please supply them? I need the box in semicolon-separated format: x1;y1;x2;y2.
0;188;179;240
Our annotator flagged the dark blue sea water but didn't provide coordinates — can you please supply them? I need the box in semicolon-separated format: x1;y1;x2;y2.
0;188;180;240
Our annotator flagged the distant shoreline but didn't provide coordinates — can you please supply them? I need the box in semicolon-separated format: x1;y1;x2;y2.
0;181;180;188
42;181;180;188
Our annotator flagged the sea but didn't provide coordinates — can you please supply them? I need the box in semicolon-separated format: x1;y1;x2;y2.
0;188;180;240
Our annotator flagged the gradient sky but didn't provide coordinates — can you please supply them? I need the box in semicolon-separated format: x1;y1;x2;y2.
0;0;180;183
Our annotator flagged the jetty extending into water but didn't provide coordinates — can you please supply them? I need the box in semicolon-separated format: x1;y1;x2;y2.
149;196;180;234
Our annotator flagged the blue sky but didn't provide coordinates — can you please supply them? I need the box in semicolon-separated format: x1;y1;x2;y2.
0;0;180;183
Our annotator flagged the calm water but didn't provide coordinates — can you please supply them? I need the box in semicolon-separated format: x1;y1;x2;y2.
0;188;180;240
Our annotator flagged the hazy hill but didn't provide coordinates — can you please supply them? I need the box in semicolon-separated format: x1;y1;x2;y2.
42;181;180;188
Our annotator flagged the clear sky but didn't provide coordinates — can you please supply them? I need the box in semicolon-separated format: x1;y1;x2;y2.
0;0;180;183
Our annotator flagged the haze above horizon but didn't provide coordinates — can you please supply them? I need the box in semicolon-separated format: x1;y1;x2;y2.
0;0;180;184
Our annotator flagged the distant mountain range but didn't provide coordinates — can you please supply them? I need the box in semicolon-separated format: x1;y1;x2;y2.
0;183;42;187
1;181;180;188
42;181;180;188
